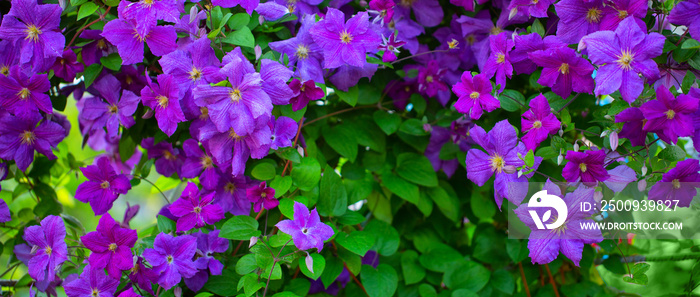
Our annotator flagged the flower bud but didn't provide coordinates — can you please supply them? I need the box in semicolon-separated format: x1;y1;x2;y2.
142;109;154;119
508;8;518;20
259;15;265;25
423;123;432;133
573;142;580;152
517;170;523;178
305;253;314;274
503;165;517;174
359;0;368;6
594;191;603;203
641;164;647;176
600;130;609;138
638;179;647;192
254;45;262;61
557;154;563;165
189;5;199;23
249;236;258;248
174;287;182;297
558;129;564;137
609;131;619;151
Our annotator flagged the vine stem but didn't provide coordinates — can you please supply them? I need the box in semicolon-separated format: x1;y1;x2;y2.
544;264;560;297
518;262;531;297
261;239;293;297
65;6;112;50
132;175;171;204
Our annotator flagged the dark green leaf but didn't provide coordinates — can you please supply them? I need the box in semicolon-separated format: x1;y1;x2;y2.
381;172;419;204
251;162;276;181
396;153;438;187
318;165;348;217
373;111;401;135
292;157;321;191
220;216;261;240
361;264;398;297
83;64;103;87
100;53;122;71
401;250;426;285
222;27;255;48
658;145;685;161
335;231;375;256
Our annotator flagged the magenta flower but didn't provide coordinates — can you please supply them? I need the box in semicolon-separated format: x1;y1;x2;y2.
80;74;140;139
212;0;260;14
0;198;9;223
310;8;381;69
521;95;561;151
0;0;65;71
582;17;665;103
79;30;116;66
379;32;405;63
508;0;556;18
270;116;298;150
141;137;184;177
141;74;186;137
117;288;142;297
483;32;514;92
0;113;65;170
649;159;700;207
452;72;499;120
562;149;610;186
510;33;566;75
669;1;700;39
213;174;254;216
64;265;120;297
75;157;132;215
0;66;52;117
554;0;604;44
276;201;334;251
102;18;177;65
247;181;278;212
142;233;198;290
181;139;220;191
23;216;67;287
599;0;647;31
184;230;230;292
528;46;595;98
368;0;395;24
169;182;225;232
128;257;158;295
615;107;647;147
640;85;699;144
513;183;603;265
417;60;449;99
80;214;138;279
51;50;84;81
289;79;325;111
117;0;181;35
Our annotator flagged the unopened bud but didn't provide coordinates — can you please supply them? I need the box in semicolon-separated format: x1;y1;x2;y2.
249;236;258;248
594;191;603;203
254;45;262;61
593;214;604;221
517;170;523;178
601;130;609;138
423;124;432;133
174;287;182;297
558;129;564;137
189;5;199;23
610;131;619;151
305;253;314;274
641;164;648;176
573;142;580;152
638;179;647;192
359;0;368;6
604;115;613;120
259;15;265;25
142;109;154;119
503;165;517;174
508;8;518;20
557;154;563;165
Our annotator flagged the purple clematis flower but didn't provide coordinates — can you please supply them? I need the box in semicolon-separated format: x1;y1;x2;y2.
640;85;699;144
142;233;198;290
669;1;700;39
514;183;603;266
562;149;610;186
289;79;325;111
80;74;140;139
0;162;7;192
116;65;148;94
465;120;541;207
0;113;65;170
80;214;138;279
378;32;405;63
51;50;84;81
247;181;278;212
79;30;116;66
528;46;595;98
508;0;556;18
184;230;229;292
0;66;52;117
0;198;10;223
309;8;381;69
554;0;604;44
141;74;186;136
452;72;499;120
599;0;647;31
141;137;184;177
649;159;700;207
269;15;325;83
117;0;181;36
270;116;298;150
200;116;272;177
0;0;65;71
581;17;665;103
159;37;223;92
260;59;296;105
117;288;141;297
417;60;449;100
0;41;20;76
521;95;561;151
510;33;566;75
102;18;177;65
276;201;334;251
615;107;647;147
395;0;443;27
64;265;120;297
75;157;132;215
368;0;395;25
482;32;514;92
169;182;225;232
23;215;67;286
212;0;260;14
128;257;158;295
212;174;253;215
181;139;220;190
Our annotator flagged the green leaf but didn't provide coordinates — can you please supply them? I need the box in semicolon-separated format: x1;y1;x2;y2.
83;64;103;87
318;165;348;217
228;13;251;30
364;220;399;256
220;216;261;240
292;157;321;191
499;89;525;112
443;261;490;291
300;253;325;280
470;191;495;221
156;215;175;233
33;183;62;216
336;85;359;106
222;27;255;48
238;273;264;297
418;244;462;272
275;147;302;164
490;269;514;294
323;125;358;162
401;250;426;285
531;19;545;37
77;2;99;20
398;118;429;136
71;0;87;6
269;175;292;198
251;162;276;181
658;145;686;161
335;231;375;256
336;211;365;225
322;257;345;288
361;264;398;297
235;254;257;275
373;110;401;135
506;239;528;263
100;53;122;71
524;149;535;167
118;136;136;163
205;268;241;296
682;71;696;94
682;39;700;49
623;263;650;285
381;172;419;204
396;153;438;187
426;183;460;222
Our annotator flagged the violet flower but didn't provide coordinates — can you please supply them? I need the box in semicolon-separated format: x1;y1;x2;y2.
141;74;186;137
51;50;84;81
184;230;229;292
80;74;140;139
0;41;19;76
169;182;225;232
309;8;381;69
247;181;278;212
142;233;198;290
276;201;334;251
508;0;556;18
368;0;395;25
0;113;65;170
75;157;132;215
260;58;296;105
201;120;271;177
289;79;325;111
117;0;181;35
562;149;610;186
669;1;700;39
23;215;67;286
0;66;52;117
528;46;595;98
649;159;700;207
379;32;405;63
599;0;647;31
269;15;325;83
64;265;119;297
212;174;253;216
212;0;260;14
510;33;565;75
181;139;220;191
417;60;449;99
554;0;604;44
128;257;158;295
395;0;443;27
79;30;116;66
270;116;298;150
117;288;141;297
452;72;499;120
521;94;561;152
141;137;184;177
0;198;9;223
159;37;223;92
482;32;514;92
614;107;647;147
640;85;699;144
80;214;138;279
102;18;177;65
582;17;665;103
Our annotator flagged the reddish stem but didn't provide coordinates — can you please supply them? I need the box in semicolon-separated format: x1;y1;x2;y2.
544;264;560;297
518;262;531;297
66;6;112;50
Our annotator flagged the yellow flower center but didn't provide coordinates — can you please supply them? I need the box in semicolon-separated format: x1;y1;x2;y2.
579;163;587;173
108;105;119;114
400;0;415;7
552;216;567;235
130;263;140;273
490;154;505;173
469;91;480;99
25;25;42;42
230;88;242;102
287;4;296;12
618;10;628;19
166;255;173;263
125;76;133;85
97;39;107;50
224;182;236;193
201;156;213;168
466;35;476;45
531;0;539;3
448;39;459;49
143;0;155;7
18;88;30;99
163;150;176;160
0;66;9;76
108;243;117;251
586;8;602;23
100;180;110;189
666;109;676;119
533;121;542;128
229;128;242;140
496;53;506;64
193;206;202;214
156;95;169;108
340;31;354;44
559;63;570;74
616;51;634;70
199;107;209;120
425;75;434;83
189;67;202;81
490;27;503;35
260;192;267;198
91;289;100;297
21;131;35;145
296;44;309;59
672;179;681;189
